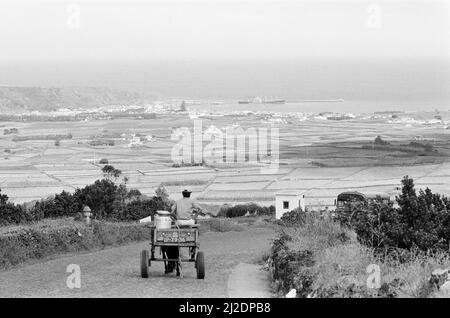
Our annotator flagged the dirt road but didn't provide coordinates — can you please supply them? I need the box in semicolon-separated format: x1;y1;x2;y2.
0;227;274;297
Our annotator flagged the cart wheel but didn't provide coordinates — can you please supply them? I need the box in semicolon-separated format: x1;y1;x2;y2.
196;251;205;279
141;250;149;278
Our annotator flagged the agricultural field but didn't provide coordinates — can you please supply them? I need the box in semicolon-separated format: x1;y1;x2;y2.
1;110;450;209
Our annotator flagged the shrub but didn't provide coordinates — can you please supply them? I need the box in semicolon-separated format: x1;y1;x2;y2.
113;197;169;221
101;165;122;179
278;208;307;226
374;135;390;145
347;176;450;253
269;202;450;298
155;184;167;199
12;133;72;142
3;128;18;135
0;189;30;225
172;161;204;168
89;139;115;146
217;203;274;218
74;179;120;219
408;141;435;152
99;158;109;164
0;202;30;226
31;191;81;220
269;229;318;297
1;168;171;225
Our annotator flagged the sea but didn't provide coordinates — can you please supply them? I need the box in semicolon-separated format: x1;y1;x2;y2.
0;58;449;114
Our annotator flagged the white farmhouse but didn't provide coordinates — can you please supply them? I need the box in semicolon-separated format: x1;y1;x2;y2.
275;190;306;219
128;133;143;148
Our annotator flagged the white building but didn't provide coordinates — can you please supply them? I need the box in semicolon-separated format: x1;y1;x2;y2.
128;133;143;148
275;190;306;219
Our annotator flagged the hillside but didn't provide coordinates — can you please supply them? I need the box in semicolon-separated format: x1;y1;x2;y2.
0;86;152;113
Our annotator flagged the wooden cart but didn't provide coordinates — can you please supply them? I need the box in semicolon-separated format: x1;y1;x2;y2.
140;224;205;279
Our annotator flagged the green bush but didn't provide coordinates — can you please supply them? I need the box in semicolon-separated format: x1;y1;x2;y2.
269;230;317;297
374;135;390;145
347;176;450;254
217;203;274;218
74;179;121;219
0;202;30;226
113;197;169;221
278;208;307;226
0;164;172;225
269;205;450;298
0;190;31;225
32;191;81;220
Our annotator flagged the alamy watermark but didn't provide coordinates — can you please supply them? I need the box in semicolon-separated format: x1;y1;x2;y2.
67;3;81;30
66;264;81;289
366;264;381;289
366;3;382;29
171;120;279;173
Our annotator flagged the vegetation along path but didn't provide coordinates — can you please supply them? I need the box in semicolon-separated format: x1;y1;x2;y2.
0;227;274;297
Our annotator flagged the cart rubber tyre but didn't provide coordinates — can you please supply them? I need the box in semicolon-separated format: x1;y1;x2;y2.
196;251;205;279
141;250;149;278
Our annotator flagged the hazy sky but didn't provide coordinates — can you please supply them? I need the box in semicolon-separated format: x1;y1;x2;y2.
1;0;449;60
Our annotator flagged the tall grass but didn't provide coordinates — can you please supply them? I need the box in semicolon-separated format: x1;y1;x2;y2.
271;213;450;298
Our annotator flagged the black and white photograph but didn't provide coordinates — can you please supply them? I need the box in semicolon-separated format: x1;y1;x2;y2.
0;0;449;304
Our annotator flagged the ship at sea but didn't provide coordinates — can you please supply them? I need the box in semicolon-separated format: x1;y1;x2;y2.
238;96;286;104
263;99;285;104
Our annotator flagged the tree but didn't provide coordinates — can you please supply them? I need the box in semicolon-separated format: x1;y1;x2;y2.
74;179;120;219
0;188;29;225
349;200;402;249
155;184;173;210
374;135;389;145
114;197;168;221
0;188;8;204
53;191;80;217
396;176;419;229
155;184;169;201
102;165;122;180
127;189;142;200
0;202;28;225
179;100;186;112
30;191;81;221
349;176;450;252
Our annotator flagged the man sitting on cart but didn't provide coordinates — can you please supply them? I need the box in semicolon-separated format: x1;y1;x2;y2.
164;189;203;275
170;189;204;226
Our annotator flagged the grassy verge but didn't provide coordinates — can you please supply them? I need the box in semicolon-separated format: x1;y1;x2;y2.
269;214;450;298
0;218;154;270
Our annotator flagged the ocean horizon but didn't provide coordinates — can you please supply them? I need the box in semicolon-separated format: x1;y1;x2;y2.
0;58;449;114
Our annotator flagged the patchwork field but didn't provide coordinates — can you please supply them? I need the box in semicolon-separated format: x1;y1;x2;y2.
1;111;450;209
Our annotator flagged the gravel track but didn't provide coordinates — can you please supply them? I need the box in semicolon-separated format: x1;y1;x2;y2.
0;227;274;297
